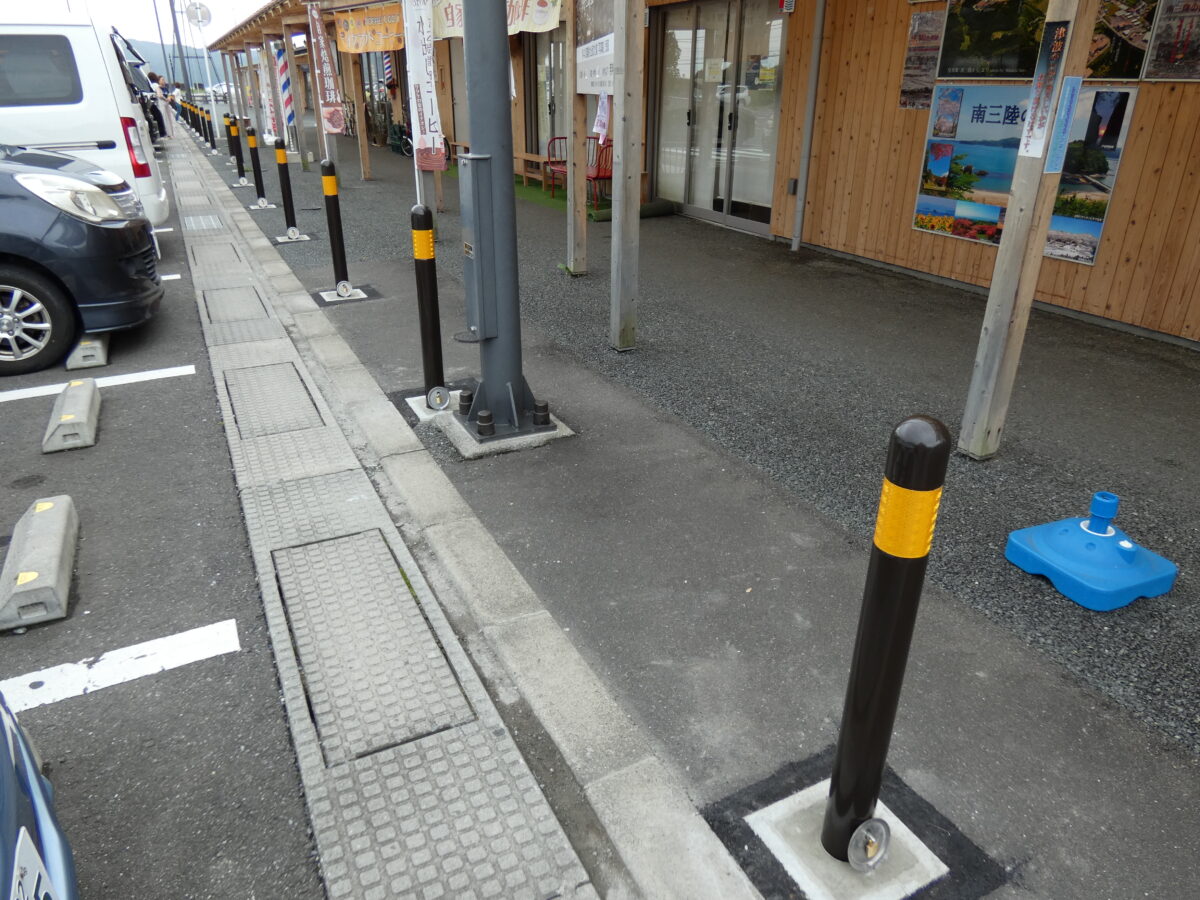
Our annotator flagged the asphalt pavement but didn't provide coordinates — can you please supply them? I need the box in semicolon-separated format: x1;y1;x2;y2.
0;142;322;898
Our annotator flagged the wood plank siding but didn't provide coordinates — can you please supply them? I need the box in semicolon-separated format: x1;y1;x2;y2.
771;0;1200;340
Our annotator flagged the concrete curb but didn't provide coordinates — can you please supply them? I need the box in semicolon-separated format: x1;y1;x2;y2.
201;159;761;899
0;495;78;631
42;378;100;453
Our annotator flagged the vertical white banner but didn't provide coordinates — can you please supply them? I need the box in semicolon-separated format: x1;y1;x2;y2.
402;0;448;171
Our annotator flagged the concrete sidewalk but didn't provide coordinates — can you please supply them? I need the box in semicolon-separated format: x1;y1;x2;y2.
188;124;1198;899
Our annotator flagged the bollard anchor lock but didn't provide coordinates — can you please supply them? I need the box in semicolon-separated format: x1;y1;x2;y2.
847;818;891;873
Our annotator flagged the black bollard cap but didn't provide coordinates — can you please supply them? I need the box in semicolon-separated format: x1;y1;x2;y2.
411;204;432;229
884;416;952;492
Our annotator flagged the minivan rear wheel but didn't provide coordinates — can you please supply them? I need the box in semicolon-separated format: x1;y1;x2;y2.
0;266;78;376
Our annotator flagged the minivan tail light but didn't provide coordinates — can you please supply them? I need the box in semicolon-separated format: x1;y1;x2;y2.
120;116;151;178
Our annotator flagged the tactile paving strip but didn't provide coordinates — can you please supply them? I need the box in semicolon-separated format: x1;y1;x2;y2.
230;426;360;489
226;362;325;438
240;469;387;553
274;530;475;765
307;724;595;900
205;318;287;346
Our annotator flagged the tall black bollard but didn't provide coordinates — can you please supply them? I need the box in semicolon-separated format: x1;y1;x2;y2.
246;127;269;208
229;118;247;184
274;139;307;242
411;205;446;407
321;159;351;295
821;416;951;867
223;114;235;162
204;109;217;153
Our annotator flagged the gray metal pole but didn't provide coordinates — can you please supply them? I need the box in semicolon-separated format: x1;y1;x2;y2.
460;0;534;433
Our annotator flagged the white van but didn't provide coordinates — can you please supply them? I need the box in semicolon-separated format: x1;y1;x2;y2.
0;4;170;226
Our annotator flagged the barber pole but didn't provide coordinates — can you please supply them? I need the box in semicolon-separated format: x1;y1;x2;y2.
383;52;394;88
275;45;295;129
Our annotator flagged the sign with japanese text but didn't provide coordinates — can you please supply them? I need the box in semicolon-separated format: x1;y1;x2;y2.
939;0;1048;79
1145;0;1200;79
576;0;614;94
1088;0;1160;79
900;8;946;109
431;0;562;37
307;0;346;137
1020;20;1070;157
1044;75;1081;174
335;2;405;53
915;83;1028;245
402;0;448;171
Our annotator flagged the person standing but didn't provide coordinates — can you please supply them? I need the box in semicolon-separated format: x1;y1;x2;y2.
149;72;173;138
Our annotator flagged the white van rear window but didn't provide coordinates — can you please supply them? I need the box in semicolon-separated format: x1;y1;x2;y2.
0;35;84;107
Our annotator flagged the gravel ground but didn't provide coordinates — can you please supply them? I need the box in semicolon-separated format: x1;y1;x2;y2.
201;126;1199;755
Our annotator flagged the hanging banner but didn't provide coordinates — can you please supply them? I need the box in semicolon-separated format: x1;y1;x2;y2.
334;2;405;53
431;0;562;37
402;0;448;171
307;1;346;136
258;53;277;137
899;8;946;109
576;0;614;95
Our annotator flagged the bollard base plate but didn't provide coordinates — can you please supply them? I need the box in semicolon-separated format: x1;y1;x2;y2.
314;286;374;305
247;203;278;210
745;780;946;900
275;234;312;243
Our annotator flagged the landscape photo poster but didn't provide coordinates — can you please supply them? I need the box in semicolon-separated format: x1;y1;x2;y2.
900;8;947;109
939;0;1048;79
1045;87;1137;264
914;84;1029;245
1088;0;1161;79
1144;0;1200;79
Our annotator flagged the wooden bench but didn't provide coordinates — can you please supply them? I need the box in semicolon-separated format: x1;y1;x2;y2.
514;151;546;187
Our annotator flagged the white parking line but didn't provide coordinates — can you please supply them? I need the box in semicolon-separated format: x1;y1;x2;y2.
0;620;241;713
161;274;182;281
0;365;196;404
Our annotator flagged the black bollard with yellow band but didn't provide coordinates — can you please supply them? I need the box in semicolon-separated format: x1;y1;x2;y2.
273;139;309;243
411;205;447;408
321;160;352;296
222;114;235;163
228;118;248;185
204;109;217;154
245;127;274;209
821;415;951;869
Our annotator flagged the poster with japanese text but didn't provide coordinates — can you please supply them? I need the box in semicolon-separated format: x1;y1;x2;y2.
403;0;448;171
900;9;946;109
1020;20;1070;158
1088;0;1161;78
939;0;1048;79
1045;87;1137;264
308;1;346;136
915;84;1028;244
1144;0;1200;79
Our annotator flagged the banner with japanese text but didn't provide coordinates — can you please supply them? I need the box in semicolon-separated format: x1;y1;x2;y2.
335;3;405;53
402;0;448;171
431;0;562;37
307;1;346;136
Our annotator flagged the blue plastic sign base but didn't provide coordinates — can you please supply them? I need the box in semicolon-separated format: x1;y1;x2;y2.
1005;492;1178;612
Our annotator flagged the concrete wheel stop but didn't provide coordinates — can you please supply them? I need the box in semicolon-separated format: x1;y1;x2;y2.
42;378;100;453
0;496;78;631
703;747;1007;900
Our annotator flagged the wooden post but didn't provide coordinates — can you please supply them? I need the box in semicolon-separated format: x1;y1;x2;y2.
344;50;372;180
610;0;645;351
565;0;587;275
958;0;1088;459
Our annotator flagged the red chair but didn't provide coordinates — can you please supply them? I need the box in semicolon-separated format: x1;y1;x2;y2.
545;136;567;196
587;139;613;210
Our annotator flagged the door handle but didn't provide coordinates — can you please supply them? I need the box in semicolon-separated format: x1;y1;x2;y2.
686;109;692;127
728;112;734;131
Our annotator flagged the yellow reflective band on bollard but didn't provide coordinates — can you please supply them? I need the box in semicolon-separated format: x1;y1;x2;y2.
230;124;238;136
248;135;257;148
412;229;435;260
276;148;287;164
872;479;942;559
322;175;338;195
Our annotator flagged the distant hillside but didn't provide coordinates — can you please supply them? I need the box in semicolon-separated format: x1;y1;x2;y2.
124;37;226;87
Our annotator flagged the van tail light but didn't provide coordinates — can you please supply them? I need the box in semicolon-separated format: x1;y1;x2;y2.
120;116;151;178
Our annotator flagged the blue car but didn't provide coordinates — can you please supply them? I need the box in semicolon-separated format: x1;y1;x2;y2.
0;691;78;900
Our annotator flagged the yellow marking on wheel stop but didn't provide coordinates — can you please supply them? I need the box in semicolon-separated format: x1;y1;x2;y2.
275;148;287;165
412;229;435;260
16;572;38;586
69;380;83;386
872;478;943;559
34;502;54;513
322;175;338;195
60;414;75;422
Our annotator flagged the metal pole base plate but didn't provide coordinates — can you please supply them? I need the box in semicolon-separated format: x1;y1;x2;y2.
274;234;312;243
317;287;368;303
248;203;278;210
